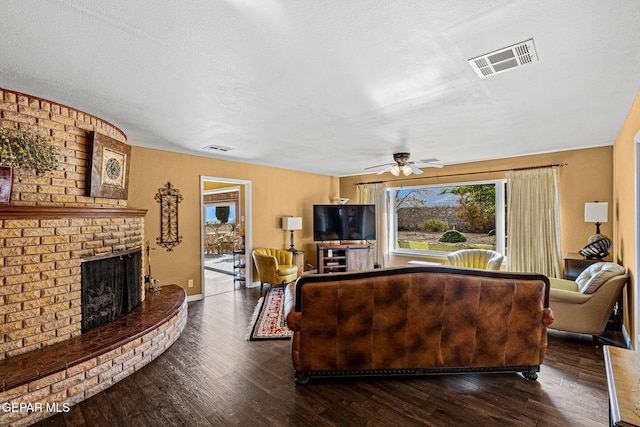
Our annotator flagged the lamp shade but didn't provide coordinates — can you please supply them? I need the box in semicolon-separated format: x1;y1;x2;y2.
584;202;608;223
282;217;302;231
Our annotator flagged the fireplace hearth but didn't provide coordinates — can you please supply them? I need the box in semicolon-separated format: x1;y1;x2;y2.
81;249;142;333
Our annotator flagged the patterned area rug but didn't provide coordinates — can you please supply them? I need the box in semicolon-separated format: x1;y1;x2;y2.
246;286;292;340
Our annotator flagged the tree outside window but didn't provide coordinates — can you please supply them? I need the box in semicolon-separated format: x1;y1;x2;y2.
390;180;505;256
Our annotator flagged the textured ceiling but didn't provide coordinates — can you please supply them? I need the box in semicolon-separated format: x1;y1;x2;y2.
1;0;639;176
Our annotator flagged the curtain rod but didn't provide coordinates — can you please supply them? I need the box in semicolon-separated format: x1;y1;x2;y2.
352;163;568;185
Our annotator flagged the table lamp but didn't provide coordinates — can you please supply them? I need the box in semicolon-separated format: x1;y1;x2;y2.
580;201;611;259
584;201;608;243
282;216;302;252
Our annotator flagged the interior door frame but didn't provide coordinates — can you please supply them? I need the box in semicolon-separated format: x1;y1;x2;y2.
200;176;253;295
634;130;640;349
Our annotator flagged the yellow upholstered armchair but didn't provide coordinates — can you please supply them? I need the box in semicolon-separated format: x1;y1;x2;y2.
252;248;299;292
549;262;628;340
447;249;504;270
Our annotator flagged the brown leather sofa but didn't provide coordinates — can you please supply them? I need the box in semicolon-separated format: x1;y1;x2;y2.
284;266;553;385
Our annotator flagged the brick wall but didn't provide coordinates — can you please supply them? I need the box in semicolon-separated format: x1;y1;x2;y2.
0;87;127;207
0;88;145;360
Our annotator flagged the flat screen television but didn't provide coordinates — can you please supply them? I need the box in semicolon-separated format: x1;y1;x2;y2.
313;204;376;242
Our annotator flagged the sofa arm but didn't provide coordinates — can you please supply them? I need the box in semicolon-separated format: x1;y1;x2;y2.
542;307;555;327
549;277;579;292
278;265;298;276
549;288;591;304
286;311;301;331
283;283;301;331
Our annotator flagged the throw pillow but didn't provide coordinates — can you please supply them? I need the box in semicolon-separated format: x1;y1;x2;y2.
575;262;626;294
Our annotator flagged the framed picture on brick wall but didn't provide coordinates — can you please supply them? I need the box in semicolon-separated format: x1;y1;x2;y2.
0;166;12;203
88;132;131;199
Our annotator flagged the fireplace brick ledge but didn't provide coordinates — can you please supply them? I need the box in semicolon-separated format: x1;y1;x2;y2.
0;284;187;426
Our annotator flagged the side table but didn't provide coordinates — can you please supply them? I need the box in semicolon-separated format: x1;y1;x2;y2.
292;250;305;278
564;252;612;280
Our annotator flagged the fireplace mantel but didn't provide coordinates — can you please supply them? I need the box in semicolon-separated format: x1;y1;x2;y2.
0;206;147;219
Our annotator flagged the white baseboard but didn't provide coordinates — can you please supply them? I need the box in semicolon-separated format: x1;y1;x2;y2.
187;293;203;302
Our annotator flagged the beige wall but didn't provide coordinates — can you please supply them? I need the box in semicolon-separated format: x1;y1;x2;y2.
339;147;614;267
127;146;337;297
128;141;624;325
613;89;640;347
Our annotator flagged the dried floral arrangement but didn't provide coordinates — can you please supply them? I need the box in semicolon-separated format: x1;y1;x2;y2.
0;125;60;175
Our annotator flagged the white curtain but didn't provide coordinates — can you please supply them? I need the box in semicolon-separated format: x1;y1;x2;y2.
356;183;388;268
507;167;562;278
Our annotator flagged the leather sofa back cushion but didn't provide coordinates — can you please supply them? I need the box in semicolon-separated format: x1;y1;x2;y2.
296;272;549;371
576;262;626;294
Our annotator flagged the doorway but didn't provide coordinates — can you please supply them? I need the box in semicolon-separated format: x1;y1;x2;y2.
200;176;252;297
634;130;640;349
204;190;239;275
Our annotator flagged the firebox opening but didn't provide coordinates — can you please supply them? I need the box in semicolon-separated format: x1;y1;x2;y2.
81;249;142;333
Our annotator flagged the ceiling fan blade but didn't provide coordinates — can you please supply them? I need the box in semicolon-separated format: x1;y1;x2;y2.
376;165;394;175
408;164;424;175
422;162;443;168
414;158;443;168
364;162;394;171
415;158;443;168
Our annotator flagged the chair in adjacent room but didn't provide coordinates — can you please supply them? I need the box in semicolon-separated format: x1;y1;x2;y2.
252;248;298;292
447;249;504;270
215;223;236;254
204;225;218;255
548;262;628;340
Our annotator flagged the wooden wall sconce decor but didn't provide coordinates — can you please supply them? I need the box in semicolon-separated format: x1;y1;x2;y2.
88;132;131;199
155;182;183;251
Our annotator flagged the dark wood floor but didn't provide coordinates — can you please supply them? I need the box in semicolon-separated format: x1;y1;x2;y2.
35;285;616;427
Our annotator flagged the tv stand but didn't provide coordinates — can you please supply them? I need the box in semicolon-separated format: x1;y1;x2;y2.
317;243;374;274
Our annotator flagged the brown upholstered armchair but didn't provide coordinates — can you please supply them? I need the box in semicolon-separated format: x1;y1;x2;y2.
252;248;298;292
447;249;504;270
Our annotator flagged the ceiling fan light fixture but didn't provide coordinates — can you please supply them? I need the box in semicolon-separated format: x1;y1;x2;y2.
364;152;442;176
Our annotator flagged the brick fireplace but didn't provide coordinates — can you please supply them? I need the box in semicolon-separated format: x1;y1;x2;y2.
0;209;146;360
0;87;150;361
0;88;187;425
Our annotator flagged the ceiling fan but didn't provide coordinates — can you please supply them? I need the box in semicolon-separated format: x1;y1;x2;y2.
365;153;443;176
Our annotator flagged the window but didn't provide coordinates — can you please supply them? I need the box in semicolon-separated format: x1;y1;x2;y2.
388;180;506;258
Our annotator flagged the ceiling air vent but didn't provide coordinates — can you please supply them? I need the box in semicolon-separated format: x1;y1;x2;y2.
468;39;538;79
203;144;233;152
